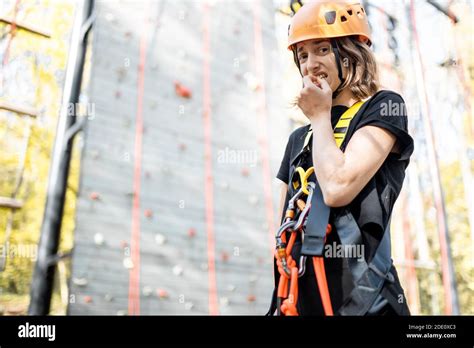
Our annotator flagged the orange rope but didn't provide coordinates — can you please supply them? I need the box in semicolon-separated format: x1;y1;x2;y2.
275;219;333;316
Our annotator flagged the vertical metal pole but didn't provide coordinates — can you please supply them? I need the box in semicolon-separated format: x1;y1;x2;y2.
28;0;94;315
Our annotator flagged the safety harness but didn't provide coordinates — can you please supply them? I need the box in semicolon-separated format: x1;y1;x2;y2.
273;98;396;316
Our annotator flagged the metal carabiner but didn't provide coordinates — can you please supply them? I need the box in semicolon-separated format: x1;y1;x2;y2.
275;220;296;245
287;186;305;211
293;181;315;232
298;255;307;277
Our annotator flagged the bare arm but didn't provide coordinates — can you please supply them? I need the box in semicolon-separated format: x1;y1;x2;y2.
297;75;398;208
311;117;396;207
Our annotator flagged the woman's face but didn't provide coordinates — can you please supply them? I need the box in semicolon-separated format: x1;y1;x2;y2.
295;39;343;92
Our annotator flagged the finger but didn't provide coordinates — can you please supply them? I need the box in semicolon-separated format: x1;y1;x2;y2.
302;75;315;88
315;75;330;91
295;95;301;107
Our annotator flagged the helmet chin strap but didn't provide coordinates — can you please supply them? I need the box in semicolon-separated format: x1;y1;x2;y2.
330;39;344;99
292;40;346;100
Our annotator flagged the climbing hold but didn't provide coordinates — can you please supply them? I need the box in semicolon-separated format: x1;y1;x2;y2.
172;265;183;276
155;233;166;245
248;195;259;206
200;263;208;271
150;101;158;110
91;149;100;160
142;286;153;297
144;209;153;218
243;72;259;91
123;257;134;269
156;288;169;299
241;167;250;177
116;66;127;82
104;294;114;302
123;118;132;128
105;13;115;22
221;251;229;263
89;192;100;200
227;284;236;292
220;181;229;190
72;277;88;287
174;81;192;99
94;233;105;246
120;240;129;249
249;275;258;284
116;310;127;316
219;297;230;306
178;143;187;151
115;90;122;99
247;295;256;303
184;302;194;311
84;296;93;304
187;228;196;238
239;54;248;62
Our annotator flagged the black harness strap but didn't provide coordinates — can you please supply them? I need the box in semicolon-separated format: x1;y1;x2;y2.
334;210;394;315
330;39;344;99
300;181;330;256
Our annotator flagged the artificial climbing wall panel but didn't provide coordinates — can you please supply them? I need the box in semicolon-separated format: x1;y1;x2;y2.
69;0;291;315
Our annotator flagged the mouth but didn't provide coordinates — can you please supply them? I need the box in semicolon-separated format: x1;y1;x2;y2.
309;73;328;84
316;73;328;80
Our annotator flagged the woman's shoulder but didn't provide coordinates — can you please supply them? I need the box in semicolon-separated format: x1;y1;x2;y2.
362;89;408;119
288;123;311;145
367;89;406;105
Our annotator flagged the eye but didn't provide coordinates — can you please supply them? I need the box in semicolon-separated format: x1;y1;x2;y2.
319;46;330;54
298;53;307;62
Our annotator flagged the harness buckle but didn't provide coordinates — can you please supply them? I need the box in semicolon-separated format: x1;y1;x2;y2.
369;263;395;283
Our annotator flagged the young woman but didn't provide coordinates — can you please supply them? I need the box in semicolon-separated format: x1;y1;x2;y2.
268;1;414;316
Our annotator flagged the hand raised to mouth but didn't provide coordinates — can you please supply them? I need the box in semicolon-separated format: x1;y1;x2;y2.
297;75;333;120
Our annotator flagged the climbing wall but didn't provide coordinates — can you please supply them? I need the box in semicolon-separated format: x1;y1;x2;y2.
69;0;290;315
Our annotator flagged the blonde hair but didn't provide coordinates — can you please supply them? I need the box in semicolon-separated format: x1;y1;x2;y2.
334;36;379;100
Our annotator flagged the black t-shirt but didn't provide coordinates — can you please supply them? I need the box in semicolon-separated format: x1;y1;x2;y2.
274;90;414;315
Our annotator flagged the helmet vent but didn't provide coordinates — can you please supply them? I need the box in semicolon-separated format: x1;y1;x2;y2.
325;11;337;24
341;15;348;22
347;9;353;16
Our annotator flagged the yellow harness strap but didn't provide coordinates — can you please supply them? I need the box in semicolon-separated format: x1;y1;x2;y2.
303;100;365;149
294;101;365;193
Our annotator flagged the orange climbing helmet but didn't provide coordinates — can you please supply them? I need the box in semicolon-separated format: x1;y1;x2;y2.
287;0;372;50
287;1;372;98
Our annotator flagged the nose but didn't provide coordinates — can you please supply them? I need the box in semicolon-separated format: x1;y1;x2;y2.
306;52;321;75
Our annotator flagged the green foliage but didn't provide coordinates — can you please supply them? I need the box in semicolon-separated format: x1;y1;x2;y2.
0;0;76;315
